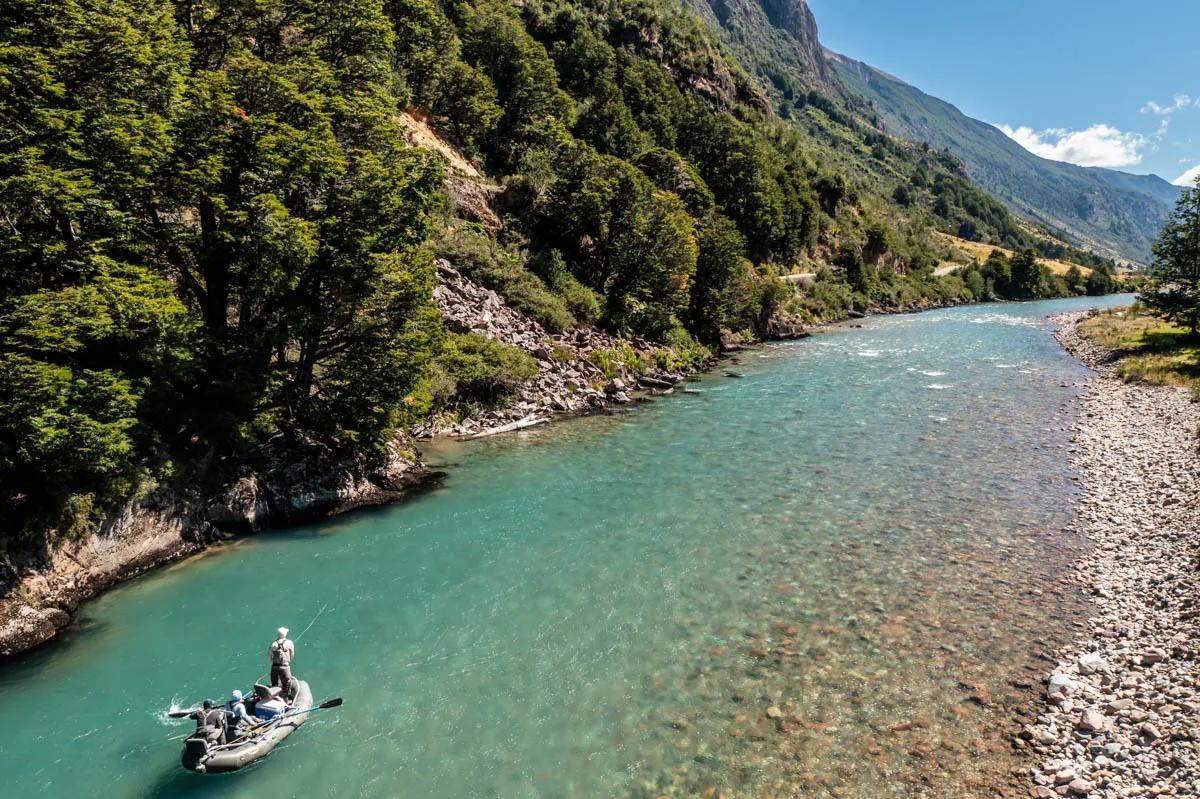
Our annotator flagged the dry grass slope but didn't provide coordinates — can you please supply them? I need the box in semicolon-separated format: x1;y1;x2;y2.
935;232;1094;277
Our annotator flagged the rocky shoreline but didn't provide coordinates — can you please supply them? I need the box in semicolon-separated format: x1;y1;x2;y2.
1018;313;1200;797
421;261;704;439
0;438;431;656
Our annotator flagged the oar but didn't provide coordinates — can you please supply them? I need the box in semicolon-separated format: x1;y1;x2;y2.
167;698;344;742
263;697;343;725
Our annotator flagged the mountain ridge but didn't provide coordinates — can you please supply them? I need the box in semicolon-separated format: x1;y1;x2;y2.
825;49;1181;264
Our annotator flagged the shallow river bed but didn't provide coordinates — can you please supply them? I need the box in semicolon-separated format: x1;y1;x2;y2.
0;296;1131;798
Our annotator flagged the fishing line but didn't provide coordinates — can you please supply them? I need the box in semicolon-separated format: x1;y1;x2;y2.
247;602;330;687
296;603;329;642
166;603;333;740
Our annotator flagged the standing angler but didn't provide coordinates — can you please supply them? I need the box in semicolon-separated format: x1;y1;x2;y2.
268;627;295;697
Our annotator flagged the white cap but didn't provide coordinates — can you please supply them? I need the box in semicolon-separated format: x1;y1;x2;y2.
277;627;289;638
231;689;243;701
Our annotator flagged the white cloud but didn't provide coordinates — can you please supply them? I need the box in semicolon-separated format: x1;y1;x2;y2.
1174;163;1200;187
1142;94;1193;115
996;123;1147;168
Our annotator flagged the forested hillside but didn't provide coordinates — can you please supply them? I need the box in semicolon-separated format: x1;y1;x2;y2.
0;0;1116;547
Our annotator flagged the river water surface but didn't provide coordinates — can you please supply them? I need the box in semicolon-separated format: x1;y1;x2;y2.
0;296;1131;798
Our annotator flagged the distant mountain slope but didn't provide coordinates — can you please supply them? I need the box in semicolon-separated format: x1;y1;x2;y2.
827;51;1181;264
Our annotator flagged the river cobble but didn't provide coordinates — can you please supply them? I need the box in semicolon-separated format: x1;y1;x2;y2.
1021;314;1200;798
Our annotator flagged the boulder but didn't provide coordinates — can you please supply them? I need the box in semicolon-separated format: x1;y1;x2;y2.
1048;674;1075;698
1077;709;1107;732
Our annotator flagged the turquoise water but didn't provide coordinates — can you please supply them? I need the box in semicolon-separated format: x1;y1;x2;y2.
0;296;1130;798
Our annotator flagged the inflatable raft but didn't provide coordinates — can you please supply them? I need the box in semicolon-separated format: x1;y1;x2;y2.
181;680;313;773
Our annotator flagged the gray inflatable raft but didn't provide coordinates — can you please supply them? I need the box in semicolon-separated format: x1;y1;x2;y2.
181;680;313;773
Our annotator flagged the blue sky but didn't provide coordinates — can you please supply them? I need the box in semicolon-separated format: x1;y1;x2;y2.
808;0;1200;185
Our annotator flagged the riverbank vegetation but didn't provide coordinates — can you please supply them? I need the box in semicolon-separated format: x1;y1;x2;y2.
789;245;1120;321
0;0;1121;550
1080;307;1200;395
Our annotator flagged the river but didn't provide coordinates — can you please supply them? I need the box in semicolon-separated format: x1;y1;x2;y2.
0;295;1131;798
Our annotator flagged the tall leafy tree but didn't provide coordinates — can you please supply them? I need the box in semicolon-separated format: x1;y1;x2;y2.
158;0;446;453
1141;177;1200;336
1009;249;1043;298
0;0;195;538
688;214;749;346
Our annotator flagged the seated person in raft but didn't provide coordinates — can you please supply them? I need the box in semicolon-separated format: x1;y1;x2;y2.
191;699;227;745
226;690;256;738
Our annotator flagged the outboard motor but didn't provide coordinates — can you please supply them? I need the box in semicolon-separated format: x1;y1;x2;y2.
181;734;210;772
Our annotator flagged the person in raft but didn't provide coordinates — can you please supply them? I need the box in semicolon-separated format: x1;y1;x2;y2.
226;689;255;738
268;626;296;697
192;698;227;745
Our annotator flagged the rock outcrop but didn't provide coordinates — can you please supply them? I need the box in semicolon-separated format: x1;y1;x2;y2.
427;261;693;437
0;491;205;655
206;436;430;534
764;312;812;340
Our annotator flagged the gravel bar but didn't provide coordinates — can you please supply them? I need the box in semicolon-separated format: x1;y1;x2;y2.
1020;313;1200;798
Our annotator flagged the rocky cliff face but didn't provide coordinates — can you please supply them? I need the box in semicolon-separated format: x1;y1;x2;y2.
686;0;837;94
750;0;827;80
0;439;429;656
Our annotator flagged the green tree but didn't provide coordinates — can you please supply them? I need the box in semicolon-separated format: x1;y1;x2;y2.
434;60;502;153
386;0;455;107
165;19;446;450
840;248;874;297
1064;265;1086;295
962;267;987;299
0;0;195;538
456;0;571;166
1009;249;1043;298
688;215;749;346
1141;178;1200;336
980;250;1012;297
634;148;714;216
605;190;698;339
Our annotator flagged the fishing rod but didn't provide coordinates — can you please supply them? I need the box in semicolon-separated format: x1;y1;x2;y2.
247;603;329;689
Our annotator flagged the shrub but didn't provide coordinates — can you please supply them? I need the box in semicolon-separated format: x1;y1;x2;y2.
587;343;645;379
530;249;601;325
434;333;538;406
660;326;712;371
556;272;602;325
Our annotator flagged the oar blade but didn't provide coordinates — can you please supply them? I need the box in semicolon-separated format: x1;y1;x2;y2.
168;709;196;718
318;697;343;709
